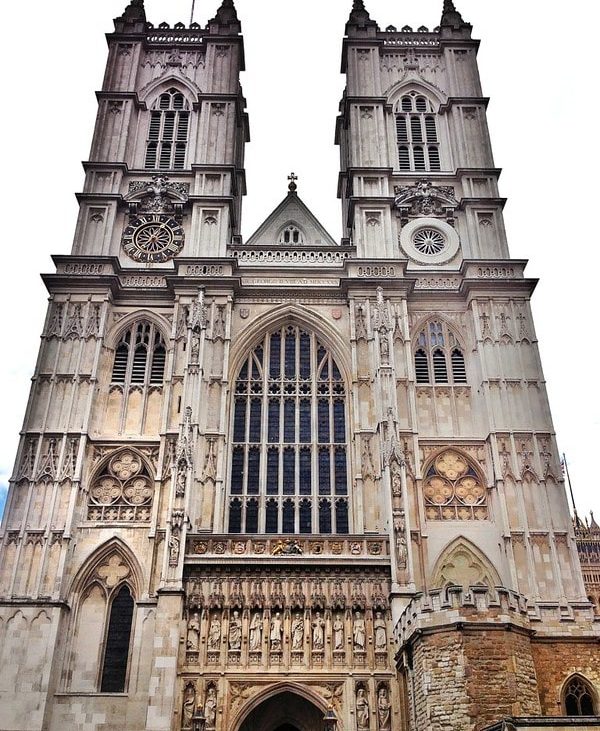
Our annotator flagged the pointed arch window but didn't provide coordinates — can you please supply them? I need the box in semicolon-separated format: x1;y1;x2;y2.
395;93;441;172
278;224;305;245
100;584;134;692
414;321;467;385
228;325;349;534
145;88;190;171
112;322;166;388
87;449;154;522
563;676;597;716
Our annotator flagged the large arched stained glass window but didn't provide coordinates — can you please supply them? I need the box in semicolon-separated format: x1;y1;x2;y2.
228;325;349;535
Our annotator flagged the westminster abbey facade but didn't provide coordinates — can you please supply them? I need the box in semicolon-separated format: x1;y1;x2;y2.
0;1;598;730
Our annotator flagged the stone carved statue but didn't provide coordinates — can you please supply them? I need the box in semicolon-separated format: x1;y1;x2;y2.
208;615;221;651
333;614;344;650
353;611;366;651
356;687;370;730
228;611;242;651
291;613;304;650
249;612;263;651
186;611;200;651
377;686;391;730
205;685;217;730
374;612;387;651
270;612;283;650
182;683;195;730
311;612;325;650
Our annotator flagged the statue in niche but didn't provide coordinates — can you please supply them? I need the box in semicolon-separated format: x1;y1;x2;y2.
355;303;367;340
169;533;180;566
182;683;196;730
377;686;391;731
353;611;366;652
270;612;283;650
186;611;201;651
374;612;387;651
291;613;305;650
311;611;325;650
379;329;390;364
333;614;344;650
356;687;370;730
229;611;242;650
208;614;221;650
249;612;263;651
205;685;217;730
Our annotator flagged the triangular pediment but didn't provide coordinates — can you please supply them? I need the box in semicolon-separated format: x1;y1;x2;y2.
245;192;337;247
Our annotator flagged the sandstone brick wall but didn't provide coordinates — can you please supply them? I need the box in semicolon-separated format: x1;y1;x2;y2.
532;640;600;716
407;627;542;731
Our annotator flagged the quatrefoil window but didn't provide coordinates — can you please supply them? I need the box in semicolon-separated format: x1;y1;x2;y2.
424;449;488;521
88;450;153;522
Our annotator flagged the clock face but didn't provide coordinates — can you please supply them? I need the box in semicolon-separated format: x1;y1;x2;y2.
122;214;184;263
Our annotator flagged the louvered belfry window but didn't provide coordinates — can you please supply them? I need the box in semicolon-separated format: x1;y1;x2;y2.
414;321;467;385
112;322;166;387
396;93;441;172
144;88;190;171
228;326;349;534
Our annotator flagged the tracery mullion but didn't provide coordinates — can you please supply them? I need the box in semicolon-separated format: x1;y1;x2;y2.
310;332;319;534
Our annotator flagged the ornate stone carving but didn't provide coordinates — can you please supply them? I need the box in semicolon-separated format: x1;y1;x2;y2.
355;303;368;340
394;180;458;222
249;611;263;650
88;449;153;522
311;612;325;650
356;684;370;730
374;612;387;651
202;437;218;482
424;449;488;521
207;613;222;650
270;611;283;651
181;682;196;730
64;304;84;339
211;305;226;341
127;175;189;216
204;684;217;730
228;610;242;650
377;684;392;730
291;612;305;650
36;439;58;481
333;614;344;650
186;611;200;651
352;611;366;651
97;554;130;588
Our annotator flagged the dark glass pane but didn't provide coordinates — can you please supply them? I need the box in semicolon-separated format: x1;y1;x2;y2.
228;499;242;533
233;399;246;442
416;96;427;112
231;447;244;494
319;352;329;380
299;450;311;495
285;332;296;378
401;96;412;111
331;361;342;381
319;499;332;534
318;449;331;494
254;344;264;365
238;361;248;381
299;399;311;442
451;349;467;383
335;499;349;534
251;356;261;380
177;113;189;141
149;112;161;139
414;146;425;171
283;448;295;495
299;499;312;534
566;694;579;716
269;333;281;378
145;142;158;169
284;399;295;442
581;693;595;716
283;499;295;533
396;116;408;142
265;500;278;533
268;399;279;442
318;400;330;443
246;499;259;533
267;449;279;495
334;447;347;495
247;448;260;494
249;399;262;442
333;401;345;442
299;332;311;378
100;585;134;692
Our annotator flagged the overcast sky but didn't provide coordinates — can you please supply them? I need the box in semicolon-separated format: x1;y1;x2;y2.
0;0;597;521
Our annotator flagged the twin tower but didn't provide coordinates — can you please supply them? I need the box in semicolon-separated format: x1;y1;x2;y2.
0;2;598;731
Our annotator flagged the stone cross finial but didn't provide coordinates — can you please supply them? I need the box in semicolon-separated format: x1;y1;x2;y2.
288;172;298;192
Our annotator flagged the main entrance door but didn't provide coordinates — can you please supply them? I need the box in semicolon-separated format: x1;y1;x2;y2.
238;691;325;731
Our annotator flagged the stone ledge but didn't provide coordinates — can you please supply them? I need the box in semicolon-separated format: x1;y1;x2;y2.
482;717;600;730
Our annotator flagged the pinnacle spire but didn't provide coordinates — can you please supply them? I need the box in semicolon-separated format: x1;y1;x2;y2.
441;0;466;27
212;0;238;24
120;0;146;23
349;0;371;23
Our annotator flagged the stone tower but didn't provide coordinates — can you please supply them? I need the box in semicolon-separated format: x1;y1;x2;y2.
0;2;598;731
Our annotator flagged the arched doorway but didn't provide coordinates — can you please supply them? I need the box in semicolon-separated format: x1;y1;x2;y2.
238;691;325;731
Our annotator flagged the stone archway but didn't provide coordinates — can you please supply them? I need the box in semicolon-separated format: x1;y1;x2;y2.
238;691;325;731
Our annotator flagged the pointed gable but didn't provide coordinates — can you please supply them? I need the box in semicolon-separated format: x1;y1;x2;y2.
245;191;338;248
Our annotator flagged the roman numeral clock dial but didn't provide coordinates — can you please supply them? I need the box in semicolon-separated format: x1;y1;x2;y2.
121;214;184;263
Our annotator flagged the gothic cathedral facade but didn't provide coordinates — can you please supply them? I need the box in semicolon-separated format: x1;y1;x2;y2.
1;2;598;731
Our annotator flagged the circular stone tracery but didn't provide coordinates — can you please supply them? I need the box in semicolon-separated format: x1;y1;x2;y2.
88;449;153;521
423;449;488;520
412;227;446;255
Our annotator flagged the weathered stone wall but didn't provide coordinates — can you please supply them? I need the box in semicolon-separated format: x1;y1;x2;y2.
532;641;600;716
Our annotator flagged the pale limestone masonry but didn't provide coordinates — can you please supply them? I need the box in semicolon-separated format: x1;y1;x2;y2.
0;1;598;730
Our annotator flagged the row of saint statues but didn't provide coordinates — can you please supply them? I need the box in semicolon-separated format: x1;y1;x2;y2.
186;609;389;654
